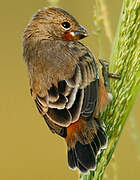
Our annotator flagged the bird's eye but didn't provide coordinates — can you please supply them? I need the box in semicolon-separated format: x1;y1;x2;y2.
61;21;71;30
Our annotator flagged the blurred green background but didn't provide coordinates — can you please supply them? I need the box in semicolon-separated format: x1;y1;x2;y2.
0;0;139;179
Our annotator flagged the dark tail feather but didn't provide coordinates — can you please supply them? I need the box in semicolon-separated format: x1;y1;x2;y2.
67;124;107;173
97;127;107;148
68;142;96;173
95;118;108;148
75;141;96;170
68;148;77;169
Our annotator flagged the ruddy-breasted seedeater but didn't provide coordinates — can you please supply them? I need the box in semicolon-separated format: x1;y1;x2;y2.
22;7;112;172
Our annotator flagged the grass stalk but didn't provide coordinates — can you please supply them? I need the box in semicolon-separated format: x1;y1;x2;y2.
80;0;140;179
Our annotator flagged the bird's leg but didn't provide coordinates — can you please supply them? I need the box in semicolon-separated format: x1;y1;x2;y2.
99;59;120;91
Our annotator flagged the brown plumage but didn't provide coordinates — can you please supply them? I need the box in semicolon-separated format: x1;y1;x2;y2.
23;7;110;173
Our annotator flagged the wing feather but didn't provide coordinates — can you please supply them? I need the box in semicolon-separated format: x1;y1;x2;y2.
31;41;99;133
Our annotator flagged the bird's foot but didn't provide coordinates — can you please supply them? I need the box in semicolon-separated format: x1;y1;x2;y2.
99;59;120;91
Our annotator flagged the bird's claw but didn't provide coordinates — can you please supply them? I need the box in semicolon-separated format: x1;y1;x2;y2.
99;58;121;91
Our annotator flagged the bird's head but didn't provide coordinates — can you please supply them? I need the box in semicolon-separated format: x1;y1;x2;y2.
23;7;88;41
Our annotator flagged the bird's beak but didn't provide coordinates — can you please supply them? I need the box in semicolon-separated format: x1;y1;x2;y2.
62;25;88;41
70;25;88;40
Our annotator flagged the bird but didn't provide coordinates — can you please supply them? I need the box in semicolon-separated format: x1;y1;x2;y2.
22;6;113;173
